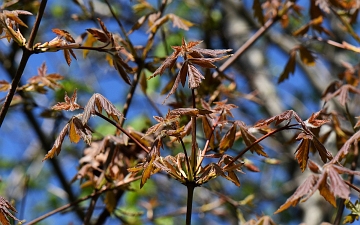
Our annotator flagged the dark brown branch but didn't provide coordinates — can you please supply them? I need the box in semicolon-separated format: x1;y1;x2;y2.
0;0;48;127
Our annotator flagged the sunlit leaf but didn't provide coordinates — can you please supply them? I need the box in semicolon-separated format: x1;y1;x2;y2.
0;196;20;225
219;124;236;153
43;123;70;161
299;45;316;66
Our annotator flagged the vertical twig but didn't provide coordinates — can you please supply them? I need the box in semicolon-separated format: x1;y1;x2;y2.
186;182;195;225
0;0;48;127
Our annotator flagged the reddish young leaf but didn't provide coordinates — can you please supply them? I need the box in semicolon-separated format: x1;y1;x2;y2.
278;50;296;83
52;89;80;111
274;175;318;213
187;63;205;89
69;116;92;145
52;28;75;43
0;196;20;225
145;111;179;136
86;28;109;43
169;108;212;117
82;93;123;125
255;110;296;127
239;123;267;157
113;54;132;85
219;124;237;153
43;123;70;161
322;84;360;106
295;133;312;172
28;62;64;90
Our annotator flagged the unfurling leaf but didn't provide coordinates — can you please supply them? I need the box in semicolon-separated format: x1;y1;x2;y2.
69;116;92;145
113;54;132;85
52;89;80;111
141;156;154;188
52;29;75;43
188;63;205;89
0;196;20;225
295;133;311;172
82;93;123;125
28;62;63;90
219;124;236;153
43;123;70;161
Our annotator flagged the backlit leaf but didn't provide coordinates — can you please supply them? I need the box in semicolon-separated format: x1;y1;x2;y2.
52;89;80;111
295;133;311;172
0;196;20;225
219;124;236;153
299;45;316;66
274;175;318;213
278;50;296;83
82;93;123;125
43;123;70;161
239;123;267;157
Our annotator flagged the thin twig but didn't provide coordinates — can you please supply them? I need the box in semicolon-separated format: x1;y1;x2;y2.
24;176;140;225
94;111;149;153
224;124;300;170
0;0;48;127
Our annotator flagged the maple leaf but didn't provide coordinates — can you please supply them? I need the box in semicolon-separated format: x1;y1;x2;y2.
322;84;360;106
219;124;237;154
43;123;69;161
82;93;123;125
295;132;332;172
213;99;238;119
255;110;301;127
238;122;267;157
276;162;360;213
28;62;64;90
0;196;20;225
52;89;80;111
145;111;179;136
149;37;231;101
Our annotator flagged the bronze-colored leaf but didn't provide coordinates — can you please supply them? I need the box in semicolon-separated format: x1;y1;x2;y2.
294;133;311;172
219;124;236;153
299;45;316;66
318;175;336;207
82;93;123;125
52;89;80;111
0;196;20;225
69;117;81;143
252;0;265;25
113;54;132;85
274;175;318;213
52;28;75;43
86;28;109;43
202;116;215;149
278;50;296;83
239;123;267;157
43;123;70;161
141;156;155;188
